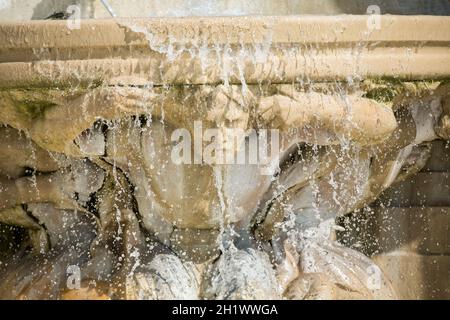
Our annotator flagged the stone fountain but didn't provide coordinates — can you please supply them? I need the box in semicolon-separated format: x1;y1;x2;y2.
0;4;449;300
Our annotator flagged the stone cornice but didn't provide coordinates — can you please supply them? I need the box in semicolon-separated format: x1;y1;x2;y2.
0;15;449;88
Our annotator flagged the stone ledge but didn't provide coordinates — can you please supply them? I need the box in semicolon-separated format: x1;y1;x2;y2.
2;16;450;51
0;16;449;88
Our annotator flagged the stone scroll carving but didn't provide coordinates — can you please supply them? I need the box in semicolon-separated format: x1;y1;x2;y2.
0;82;448;300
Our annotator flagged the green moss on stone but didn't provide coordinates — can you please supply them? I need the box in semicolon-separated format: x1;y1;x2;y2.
362;79;441;104
364;87;398;103
15;99;57;119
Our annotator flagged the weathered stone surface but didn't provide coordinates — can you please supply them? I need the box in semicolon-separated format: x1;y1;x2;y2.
422;140;450;172
2;0;449;21
259;91;397;145
0;14;449;300
435;84;450;139
0;126;60;178
0;205;39;230
170;228;220;263
203;248;281;300
379;172;450;207
61;285;111;300
374;252;450;299
0;16;449;88
290;222;397;300
339;207;450;256
0;159;104;212
26;203;98;251
125;254;200;300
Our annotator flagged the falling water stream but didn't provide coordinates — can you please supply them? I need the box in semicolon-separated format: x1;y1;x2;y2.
0;1;449;300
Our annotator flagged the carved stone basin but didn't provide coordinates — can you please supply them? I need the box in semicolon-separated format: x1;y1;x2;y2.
0;14;449;300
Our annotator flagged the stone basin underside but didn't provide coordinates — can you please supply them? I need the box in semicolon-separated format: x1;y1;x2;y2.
0;16;449;300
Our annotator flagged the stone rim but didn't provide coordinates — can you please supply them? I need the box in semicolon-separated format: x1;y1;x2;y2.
0;15;449;88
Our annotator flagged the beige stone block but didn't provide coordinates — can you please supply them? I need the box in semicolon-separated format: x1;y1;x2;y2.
377;180;413;207
374;207;412;253
422;140;450;172
410;172;450;206
374;207;450;255
339;207;450;255
379;172;450;207
374;252;450;299
409;208;450;255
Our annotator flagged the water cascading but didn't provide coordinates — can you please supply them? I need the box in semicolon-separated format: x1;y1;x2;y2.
0;1;449;300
